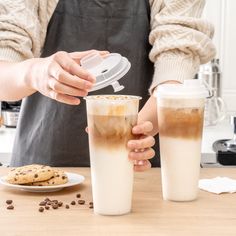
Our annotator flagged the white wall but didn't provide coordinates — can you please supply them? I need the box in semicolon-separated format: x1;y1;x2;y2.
203;0;236;112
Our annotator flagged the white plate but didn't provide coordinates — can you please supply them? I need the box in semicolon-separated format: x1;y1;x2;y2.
0;172;85;192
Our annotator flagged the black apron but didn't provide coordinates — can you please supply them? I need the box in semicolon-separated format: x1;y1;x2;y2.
11;0;160;167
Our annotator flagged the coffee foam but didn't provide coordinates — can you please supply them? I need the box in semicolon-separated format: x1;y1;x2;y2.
158;98;205;109
86;95;140;116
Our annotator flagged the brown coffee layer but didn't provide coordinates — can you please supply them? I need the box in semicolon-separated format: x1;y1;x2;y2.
158;107;204;139
88;115;137;148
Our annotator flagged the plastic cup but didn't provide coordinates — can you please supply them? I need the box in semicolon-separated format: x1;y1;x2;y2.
85;95;141;215
156;80;208;201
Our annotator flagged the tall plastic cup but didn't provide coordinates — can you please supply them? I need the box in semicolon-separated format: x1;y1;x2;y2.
156;80;208;201
85;95;141;215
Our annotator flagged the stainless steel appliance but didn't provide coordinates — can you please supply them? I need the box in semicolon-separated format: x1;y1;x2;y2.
1;101;21;128
213;115;236;165
196;59;226;126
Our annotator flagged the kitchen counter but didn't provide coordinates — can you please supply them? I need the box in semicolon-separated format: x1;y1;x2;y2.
0;167;236;236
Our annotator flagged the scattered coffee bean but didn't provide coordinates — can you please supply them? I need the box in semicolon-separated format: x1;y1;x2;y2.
58;201;63;207
45;206;50;210
47;201;52;205
38;207;44;212
44;198;51;202
6;200;13;205
52;200;58;204
89;205;94;209
76;194;81;198
7;205;14;210
89;202;93;205
52;204;58;209
65;204;70;209
39;201;47;206
34;174;38;178
78;200;85;205
71;201;76;205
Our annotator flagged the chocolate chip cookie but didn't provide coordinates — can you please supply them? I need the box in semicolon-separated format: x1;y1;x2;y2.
29;169;68;186
6;164;54;184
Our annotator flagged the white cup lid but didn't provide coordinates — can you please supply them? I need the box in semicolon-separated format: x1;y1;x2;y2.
155;80;209;99
80;52;130;92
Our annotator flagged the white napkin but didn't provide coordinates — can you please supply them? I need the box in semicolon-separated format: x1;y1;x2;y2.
198;177;236;194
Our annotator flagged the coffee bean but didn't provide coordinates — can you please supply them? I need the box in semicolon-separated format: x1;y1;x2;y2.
6;200;13;205
76;194;81;198
52;200;58;204
34;174;38;178
89;202;93;205
89;205;94;209
7;205;14;210
45;206;50;210
71;201;76;205
39;201;47;206
58;202;63;207
52;204;58;209
78;200;85;205
47;202;52;205
39;207;44;212
44;198;51;202
65;204;70;209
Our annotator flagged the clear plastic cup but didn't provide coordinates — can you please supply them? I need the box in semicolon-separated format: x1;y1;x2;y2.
85;95;141;215
156;80;208;201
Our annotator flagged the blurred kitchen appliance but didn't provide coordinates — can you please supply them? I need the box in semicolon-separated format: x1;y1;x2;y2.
196;59;226;126
1;101;21;128
213;115;236;165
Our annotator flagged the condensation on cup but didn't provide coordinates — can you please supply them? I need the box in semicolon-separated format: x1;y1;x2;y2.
156;80;208;201
85;95;141;215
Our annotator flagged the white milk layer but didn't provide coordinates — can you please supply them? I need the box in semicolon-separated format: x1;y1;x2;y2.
160;137;201;201
89;146;133;215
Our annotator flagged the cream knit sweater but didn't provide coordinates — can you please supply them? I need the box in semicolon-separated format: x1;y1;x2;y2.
0;0;216;92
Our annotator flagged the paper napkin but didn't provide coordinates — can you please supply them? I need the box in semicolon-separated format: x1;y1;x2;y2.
198;177;236;194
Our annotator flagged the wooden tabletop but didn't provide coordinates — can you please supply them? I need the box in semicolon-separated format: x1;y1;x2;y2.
0;167;236;236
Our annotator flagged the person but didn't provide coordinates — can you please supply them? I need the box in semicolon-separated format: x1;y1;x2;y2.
0;0;215;170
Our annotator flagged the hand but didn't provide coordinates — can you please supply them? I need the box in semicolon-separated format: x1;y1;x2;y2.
26;50;109;105
127;121;155;172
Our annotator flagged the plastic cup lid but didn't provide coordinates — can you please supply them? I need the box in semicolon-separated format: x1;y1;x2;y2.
155;80;209;99
80;52;131;92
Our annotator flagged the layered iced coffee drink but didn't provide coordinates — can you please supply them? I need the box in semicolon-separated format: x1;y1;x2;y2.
85;95;141;215
156;80;208;201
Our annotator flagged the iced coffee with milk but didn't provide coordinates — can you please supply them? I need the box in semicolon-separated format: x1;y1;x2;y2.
156;80;208;201
85;95;141;215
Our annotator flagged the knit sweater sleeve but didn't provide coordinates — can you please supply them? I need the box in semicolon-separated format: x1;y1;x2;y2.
0;0;58;62
148;0;216;93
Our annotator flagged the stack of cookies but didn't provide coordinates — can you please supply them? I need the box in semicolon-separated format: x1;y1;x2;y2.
6;164;68;186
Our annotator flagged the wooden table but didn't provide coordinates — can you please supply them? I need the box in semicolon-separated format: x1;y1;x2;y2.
0;167;236;236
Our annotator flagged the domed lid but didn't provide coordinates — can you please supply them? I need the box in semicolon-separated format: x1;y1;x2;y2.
155;80;209;99
80;52;130;92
